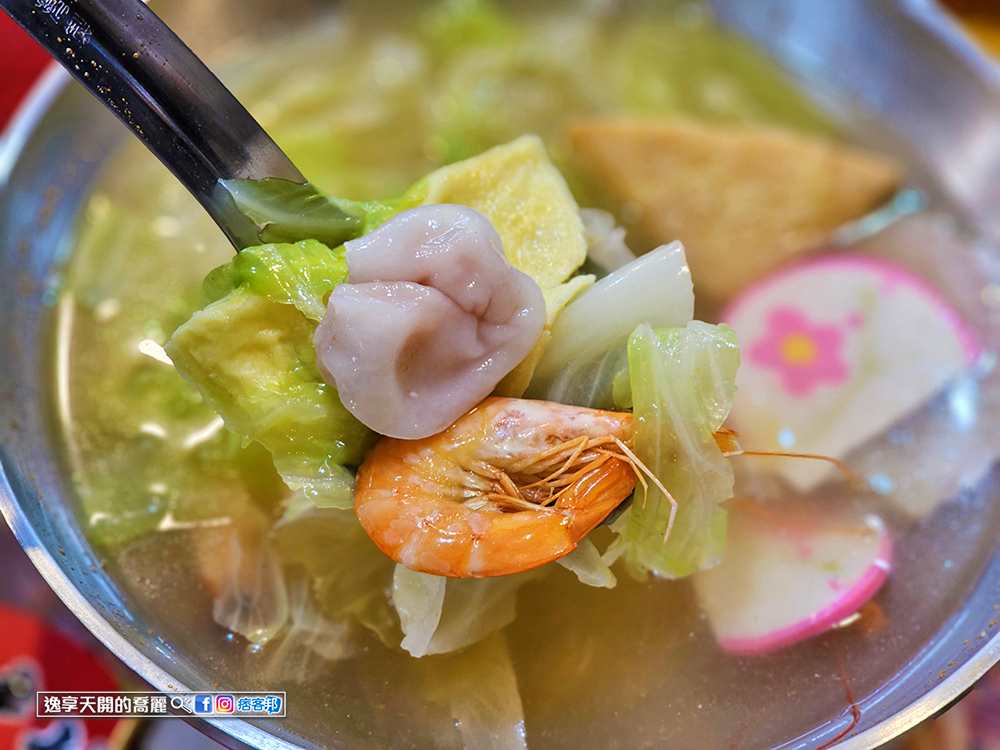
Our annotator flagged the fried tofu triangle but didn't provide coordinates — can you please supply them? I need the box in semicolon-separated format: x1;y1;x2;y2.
567;118;902;306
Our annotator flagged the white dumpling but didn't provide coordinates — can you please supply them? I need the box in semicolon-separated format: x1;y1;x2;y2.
314;205;545;439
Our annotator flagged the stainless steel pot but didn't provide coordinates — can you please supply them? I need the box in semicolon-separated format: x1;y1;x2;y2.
1;1;998;748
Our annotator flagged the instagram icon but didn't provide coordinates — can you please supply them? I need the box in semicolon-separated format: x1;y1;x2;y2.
215;695;235;714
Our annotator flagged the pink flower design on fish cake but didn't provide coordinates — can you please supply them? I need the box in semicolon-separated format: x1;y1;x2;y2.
748;307;849;397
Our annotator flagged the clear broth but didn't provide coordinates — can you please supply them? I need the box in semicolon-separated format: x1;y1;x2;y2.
53;2;1000;747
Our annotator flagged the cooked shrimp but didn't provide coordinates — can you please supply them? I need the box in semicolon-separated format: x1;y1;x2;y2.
354;397;668;578
355;401;856;578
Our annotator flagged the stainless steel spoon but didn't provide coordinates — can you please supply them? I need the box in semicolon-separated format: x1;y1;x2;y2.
1;0;364;250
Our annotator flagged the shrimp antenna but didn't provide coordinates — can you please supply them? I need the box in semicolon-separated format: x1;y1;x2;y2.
611;437;678;541
714;429;865;491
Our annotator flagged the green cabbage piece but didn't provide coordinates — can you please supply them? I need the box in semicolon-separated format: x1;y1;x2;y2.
219;178;401;250
606;322;740;579
165;240;375;510
420;0;520;58
201;239;350;319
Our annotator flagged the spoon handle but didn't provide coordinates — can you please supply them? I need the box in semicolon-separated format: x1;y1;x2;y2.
2;0;305;248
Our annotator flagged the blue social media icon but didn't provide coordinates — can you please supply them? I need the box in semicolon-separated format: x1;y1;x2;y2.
193;694;215;714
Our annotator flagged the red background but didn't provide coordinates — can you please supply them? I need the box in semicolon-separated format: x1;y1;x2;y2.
0;14;51;128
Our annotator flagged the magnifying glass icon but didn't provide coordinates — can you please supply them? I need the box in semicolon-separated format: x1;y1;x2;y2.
170;695;193;713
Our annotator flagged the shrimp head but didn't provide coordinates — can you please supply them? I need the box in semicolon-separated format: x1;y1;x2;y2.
354;398;643;578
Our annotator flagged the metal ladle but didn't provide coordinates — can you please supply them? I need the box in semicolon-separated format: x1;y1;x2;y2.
1;0;361;250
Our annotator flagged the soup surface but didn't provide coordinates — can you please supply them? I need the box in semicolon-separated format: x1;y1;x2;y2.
53;1;1000;747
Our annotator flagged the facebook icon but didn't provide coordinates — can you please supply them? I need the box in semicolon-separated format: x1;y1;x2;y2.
193;694;215;714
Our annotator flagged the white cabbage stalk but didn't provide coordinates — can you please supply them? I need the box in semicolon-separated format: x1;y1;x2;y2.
526;241;694;408
393;566;446;657
580;208;637;275
393;565;538;657
555;538;617;588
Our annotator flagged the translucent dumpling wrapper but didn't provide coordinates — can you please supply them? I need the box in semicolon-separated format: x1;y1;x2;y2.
315;205;546;439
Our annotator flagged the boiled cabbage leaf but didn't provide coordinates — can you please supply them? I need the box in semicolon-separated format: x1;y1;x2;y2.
555;538;616;588
219;178;399;249
166;288;372;510
196;520;290;645
270;504;399;645
393;565;539;657
202;239;349;320
210;532;289;645
420;0;520;57
263;573;355;684
526;241;693;408
606;321;739;579
423;634;527;750
393;566;446;657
